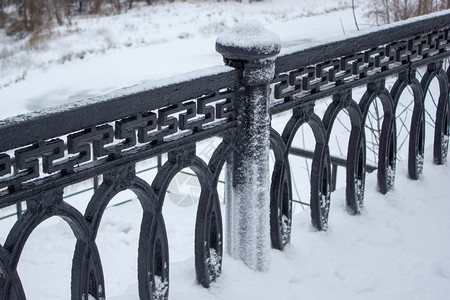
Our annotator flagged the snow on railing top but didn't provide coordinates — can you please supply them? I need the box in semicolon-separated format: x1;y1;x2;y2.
0;65;235;153
276;9;450;73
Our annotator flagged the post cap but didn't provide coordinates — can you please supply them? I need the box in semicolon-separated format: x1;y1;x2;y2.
216;21;281;61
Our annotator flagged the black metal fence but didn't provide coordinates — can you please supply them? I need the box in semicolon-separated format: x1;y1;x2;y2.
0;11;449;299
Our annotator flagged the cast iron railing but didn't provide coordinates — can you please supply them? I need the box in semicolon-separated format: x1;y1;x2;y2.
0;11;449;299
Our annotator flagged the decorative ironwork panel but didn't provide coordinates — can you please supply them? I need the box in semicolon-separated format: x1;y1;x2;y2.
271;27;450;114
0;89;235;197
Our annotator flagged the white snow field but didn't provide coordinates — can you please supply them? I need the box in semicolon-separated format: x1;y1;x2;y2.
0;0;449;299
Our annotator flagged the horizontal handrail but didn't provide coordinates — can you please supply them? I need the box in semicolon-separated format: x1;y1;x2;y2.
0;66;235;152
276;10;450;74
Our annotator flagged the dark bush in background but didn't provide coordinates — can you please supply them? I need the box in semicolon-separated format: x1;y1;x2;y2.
368;0;450;24
0;0;262;36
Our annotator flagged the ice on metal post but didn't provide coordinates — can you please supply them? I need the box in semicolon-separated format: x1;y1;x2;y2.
216;21;280;271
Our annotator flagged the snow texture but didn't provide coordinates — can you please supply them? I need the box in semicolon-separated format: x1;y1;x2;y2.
280;214;292;245
442;133;449;162
152;275;169;300
318;189;331;230
206;248;222;281
242;60;276;86
226;87;272;272
216;21;281;59
416;153;425;178
386;165;396;189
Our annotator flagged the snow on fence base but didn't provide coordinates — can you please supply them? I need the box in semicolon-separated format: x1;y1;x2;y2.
0;12;449;300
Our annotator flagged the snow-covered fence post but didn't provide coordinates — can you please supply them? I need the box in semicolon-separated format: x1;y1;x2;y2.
216;22;280;271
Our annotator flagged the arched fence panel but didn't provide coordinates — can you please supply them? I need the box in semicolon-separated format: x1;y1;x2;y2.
359;80;396;194
269;129;293;248
281;105;330;231
390;69;426;180
420;62;450;165
321;92;366;215
151;146;223;289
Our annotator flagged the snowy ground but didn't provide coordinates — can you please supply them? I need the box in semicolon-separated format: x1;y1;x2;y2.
0;0;449;299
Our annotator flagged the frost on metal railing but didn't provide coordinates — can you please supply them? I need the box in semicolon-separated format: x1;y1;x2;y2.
0;68;235;201
217;21;280;272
